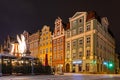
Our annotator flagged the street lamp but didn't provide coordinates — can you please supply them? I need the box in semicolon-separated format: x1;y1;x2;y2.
30;58;34;75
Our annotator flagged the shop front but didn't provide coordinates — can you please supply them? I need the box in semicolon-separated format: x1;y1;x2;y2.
72;60;82;73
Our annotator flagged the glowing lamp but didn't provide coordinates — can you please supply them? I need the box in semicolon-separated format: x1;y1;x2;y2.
103;61;107;65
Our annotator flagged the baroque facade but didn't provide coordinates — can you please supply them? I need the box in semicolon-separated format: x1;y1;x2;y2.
39;25;52;66
52;17;66;73
65;11;116;73
28;30;40;57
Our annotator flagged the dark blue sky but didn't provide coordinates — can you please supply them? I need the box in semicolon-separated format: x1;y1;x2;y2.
0;0;120;53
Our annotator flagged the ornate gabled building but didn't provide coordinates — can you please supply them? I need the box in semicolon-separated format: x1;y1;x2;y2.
65;11;116;73
28;30;40;57
52;17;66;73
39;25;52;66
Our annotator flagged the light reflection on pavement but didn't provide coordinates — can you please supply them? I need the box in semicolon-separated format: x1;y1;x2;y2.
0;73;120;80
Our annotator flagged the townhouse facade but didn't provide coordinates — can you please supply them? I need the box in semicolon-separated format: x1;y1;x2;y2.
65;11;116;73
52;17;65;73
39;25;52;66
28;30;40;57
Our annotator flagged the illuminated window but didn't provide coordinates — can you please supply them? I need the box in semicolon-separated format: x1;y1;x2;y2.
79;64;82;72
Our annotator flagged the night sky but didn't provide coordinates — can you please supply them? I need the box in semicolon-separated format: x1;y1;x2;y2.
0;0;120;53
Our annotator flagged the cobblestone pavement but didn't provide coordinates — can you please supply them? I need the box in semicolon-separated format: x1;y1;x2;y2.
0;73;120;80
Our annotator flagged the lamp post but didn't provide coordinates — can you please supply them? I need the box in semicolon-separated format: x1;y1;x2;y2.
31;58;34;75
0;56;2;76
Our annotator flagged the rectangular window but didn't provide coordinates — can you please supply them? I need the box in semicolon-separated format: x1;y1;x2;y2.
79;38;83;46
66;53;70;59
57;39;59;43
72;29;76;36
57;46;60;50
60;46;63;50
40;50;42;54
79;27;83;33
67;42;70;50
86;25;91;31
86;36;91;44
46;36;48;40
54;40;56;44
43;49;45;54
79;51;83;58
50;47;52;52
54;54;56;60
60;38;63;42
67;31;70;38
54;47;56;52
86;63;90;71
72;40;76;48
46;42;48;45
72;53;76;58
46;48;48;54
86;50;90;58
79;64;82;72
72;20;77;27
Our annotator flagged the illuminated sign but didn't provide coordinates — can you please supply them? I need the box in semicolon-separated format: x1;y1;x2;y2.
73;60;82;64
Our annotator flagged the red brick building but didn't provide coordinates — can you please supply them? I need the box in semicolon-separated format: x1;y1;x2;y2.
52;17;66;73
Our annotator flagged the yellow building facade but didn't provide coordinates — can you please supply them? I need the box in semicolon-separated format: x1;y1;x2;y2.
39;25;52;66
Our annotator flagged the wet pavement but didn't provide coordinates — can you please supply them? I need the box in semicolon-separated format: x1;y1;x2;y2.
0;73;120;80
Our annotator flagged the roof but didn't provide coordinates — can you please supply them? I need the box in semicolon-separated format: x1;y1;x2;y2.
65;23;70;30
21;55;38;60
86;11;101;23
0;53;16;58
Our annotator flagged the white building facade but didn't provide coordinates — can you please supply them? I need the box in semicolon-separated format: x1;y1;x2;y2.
65;11;116;73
